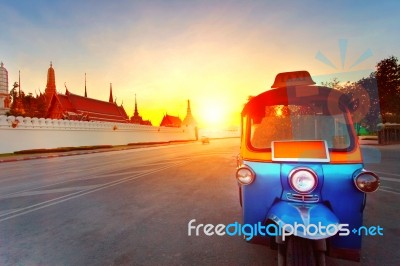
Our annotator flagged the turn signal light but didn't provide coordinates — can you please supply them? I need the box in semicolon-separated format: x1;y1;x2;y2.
354;171;380;193
236;166;255;185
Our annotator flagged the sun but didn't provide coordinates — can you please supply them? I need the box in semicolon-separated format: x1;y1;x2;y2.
203;106;224;124
199;100;228;128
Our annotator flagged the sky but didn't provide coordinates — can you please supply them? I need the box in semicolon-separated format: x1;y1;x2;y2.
1;0;399;127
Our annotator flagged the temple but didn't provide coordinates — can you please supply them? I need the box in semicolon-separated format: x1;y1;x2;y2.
45;62;56;103
46;63;129;123
160;100;197;127
3;61;196;127
0;62;11;115
182;100;197;126
160;114;182;127
130;94;152;125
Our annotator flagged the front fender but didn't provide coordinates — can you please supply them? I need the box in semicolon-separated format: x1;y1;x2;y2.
267;201;340;240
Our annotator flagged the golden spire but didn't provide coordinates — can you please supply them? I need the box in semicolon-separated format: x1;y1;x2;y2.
109;83;113;103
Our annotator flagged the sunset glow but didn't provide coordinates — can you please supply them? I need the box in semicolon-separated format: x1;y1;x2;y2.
1;1;399;127
199;100;228;127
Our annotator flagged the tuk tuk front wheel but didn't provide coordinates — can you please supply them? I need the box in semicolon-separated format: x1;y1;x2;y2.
278;237;326;266
238;187;242;207
285;236;317;266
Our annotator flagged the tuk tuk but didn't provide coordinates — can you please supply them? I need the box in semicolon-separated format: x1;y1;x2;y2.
236;71;380;266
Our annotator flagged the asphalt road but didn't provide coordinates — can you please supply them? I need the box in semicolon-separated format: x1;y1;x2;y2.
0;139;398;265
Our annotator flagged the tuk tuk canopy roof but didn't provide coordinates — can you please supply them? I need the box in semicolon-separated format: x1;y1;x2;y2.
242;85;351;116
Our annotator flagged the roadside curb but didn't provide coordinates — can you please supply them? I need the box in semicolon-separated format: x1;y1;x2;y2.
0;149;112;163
0;140;197;163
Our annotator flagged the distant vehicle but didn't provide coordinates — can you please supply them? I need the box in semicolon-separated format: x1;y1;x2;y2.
201;136;210;144
236;71;380;265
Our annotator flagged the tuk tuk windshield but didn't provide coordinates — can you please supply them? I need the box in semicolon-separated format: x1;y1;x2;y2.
249;104;352;150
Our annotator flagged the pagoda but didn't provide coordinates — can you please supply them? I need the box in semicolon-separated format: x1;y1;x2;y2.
0;62;11;115
130;94;152;125
182;99;197;126
45;62;56;104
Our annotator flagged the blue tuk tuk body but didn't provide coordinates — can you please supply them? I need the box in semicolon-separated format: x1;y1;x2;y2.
236;71;379;263
241;162;365;260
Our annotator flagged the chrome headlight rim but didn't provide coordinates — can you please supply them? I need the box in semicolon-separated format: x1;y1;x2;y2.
288;167;318;194
236;165;256;185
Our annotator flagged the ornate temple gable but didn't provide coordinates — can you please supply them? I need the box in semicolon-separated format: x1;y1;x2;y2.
47;94;71;120
160;114;182;127
117;105;129;120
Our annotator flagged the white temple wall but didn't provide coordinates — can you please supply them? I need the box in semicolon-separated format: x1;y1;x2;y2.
0;115;196;154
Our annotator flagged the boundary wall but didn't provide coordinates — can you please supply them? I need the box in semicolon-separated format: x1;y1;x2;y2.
0;115;196;154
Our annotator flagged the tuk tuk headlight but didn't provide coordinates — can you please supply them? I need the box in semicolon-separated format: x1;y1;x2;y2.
289;168;318;194
354;171;380;193
236;166;255;185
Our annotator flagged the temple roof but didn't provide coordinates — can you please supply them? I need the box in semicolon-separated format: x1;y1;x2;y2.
117;105;129;119
160;114;181;127
48;92;129;123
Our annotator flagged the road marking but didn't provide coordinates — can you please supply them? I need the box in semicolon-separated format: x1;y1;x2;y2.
372;170;400;177
0;169;148;199
380;176;400;183
0;185;102;199
0;152;230;197
380;186;400;192
0;208;23;216
380;188;400;195
0;159;192;223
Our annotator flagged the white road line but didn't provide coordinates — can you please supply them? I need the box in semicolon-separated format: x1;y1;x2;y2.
380;188;400;195
0;152;225;198
0;169;146;199
0;208;23;216
0;162;187;218
380;186;400;191
372;170;400;177
0;185;102;199
0;159;192;223
380;176;400;183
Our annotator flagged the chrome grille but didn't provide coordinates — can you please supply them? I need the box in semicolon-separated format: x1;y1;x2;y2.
286;193;319;203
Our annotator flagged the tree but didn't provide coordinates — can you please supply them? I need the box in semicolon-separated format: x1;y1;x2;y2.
8;82;25;116
357;75;380;132
7;82;48;118
320;77;380;134
374;56;400;122
321;77;341;90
